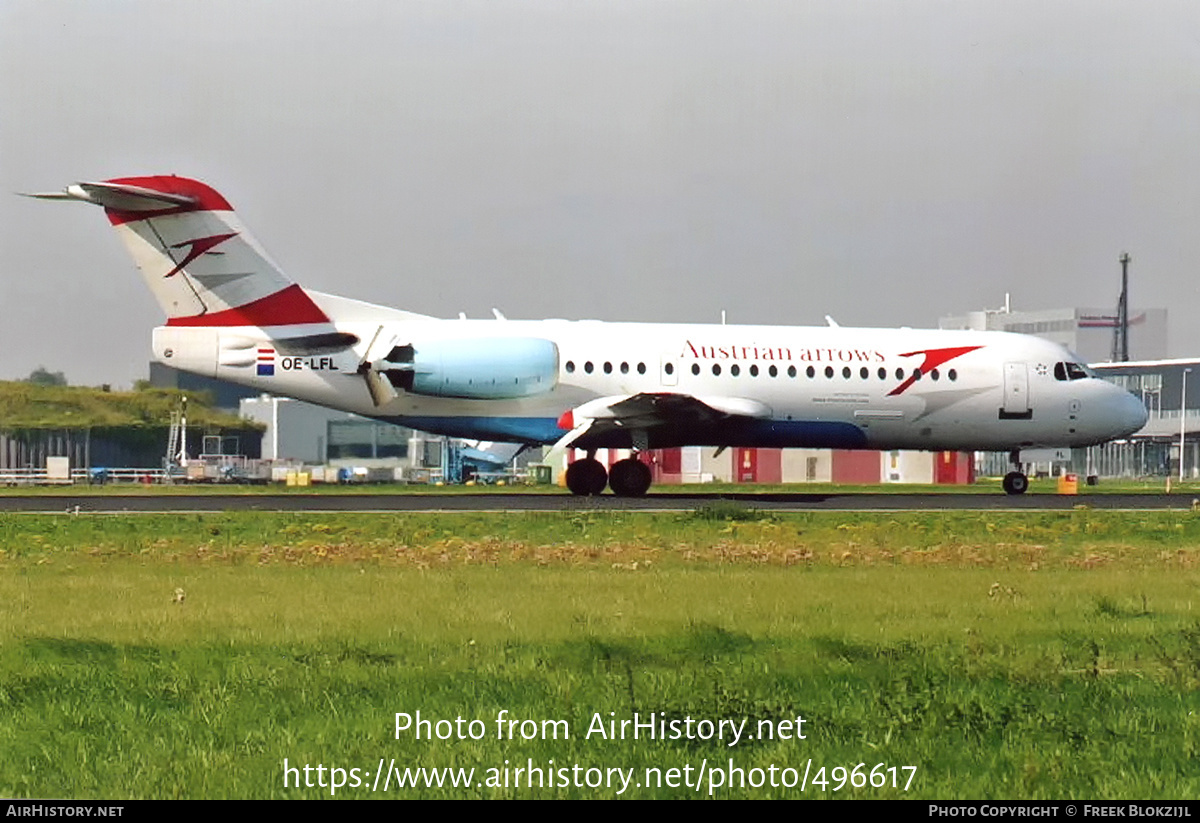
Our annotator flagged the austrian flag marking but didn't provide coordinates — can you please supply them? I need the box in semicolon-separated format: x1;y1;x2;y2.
257;348;275;376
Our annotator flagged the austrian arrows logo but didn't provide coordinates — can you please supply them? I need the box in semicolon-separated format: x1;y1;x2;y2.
163;232;238;278
887;346;982;396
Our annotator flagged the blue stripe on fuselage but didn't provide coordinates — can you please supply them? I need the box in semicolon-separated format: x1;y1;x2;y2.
714;419;868;449
384;415;867;449
386;416;565;444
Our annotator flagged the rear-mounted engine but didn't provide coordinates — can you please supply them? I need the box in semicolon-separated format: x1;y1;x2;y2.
380;337;559;400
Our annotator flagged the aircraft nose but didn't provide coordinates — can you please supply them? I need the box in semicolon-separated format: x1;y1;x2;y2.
1111;388;1149;437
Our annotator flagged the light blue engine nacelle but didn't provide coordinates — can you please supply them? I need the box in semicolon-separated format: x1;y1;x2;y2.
385;337;559;400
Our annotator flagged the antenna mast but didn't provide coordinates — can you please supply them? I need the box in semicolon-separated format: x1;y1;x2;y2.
1112;253;1130;362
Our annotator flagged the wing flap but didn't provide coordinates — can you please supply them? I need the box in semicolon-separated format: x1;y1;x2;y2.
554;392;772;452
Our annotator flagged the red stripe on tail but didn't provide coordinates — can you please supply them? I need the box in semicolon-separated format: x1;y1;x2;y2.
102;176;234;225
166;284;330;327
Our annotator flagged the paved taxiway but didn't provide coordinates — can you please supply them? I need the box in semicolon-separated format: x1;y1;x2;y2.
0;492;1193;513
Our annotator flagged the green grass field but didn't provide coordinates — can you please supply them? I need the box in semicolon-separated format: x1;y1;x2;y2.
1;508;1198;798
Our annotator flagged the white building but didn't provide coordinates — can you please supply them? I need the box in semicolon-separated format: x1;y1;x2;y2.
939;305;1167;364
239;395;414;466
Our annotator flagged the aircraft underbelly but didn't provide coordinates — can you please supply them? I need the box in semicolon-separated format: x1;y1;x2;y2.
387;414;870;450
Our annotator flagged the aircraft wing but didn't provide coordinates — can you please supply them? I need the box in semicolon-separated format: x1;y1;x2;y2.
551;392;772;453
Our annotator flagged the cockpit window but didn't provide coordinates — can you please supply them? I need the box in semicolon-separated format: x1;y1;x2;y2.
1053;362;1091;381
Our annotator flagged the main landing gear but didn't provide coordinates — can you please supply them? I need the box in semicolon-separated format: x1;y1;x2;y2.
564;454;652;497
1002;449;1029;495
609;458;652;497
564;457;607;496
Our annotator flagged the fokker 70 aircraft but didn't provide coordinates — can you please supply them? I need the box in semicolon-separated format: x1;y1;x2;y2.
30;176;1148;496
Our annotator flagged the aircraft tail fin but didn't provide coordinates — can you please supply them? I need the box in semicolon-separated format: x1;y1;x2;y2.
27;176;331;329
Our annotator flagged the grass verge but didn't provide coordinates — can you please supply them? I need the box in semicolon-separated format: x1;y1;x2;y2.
1;510;1197;798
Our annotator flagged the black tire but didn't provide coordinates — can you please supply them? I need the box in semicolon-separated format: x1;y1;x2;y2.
609;458;653;497
565;458;608;496
1002;471;1029;495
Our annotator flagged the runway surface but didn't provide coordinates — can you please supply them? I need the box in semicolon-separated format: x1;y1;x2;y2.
0;491;1194;513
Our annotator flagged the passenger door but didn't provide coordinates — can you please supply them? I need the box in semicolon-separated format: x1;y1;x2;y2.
1001;362;1032;419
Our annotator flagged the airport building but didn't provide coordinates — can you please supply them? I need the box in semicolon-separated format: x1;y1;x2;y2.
239;395;441;476
238;395;528;482
1086;358;1200;479
149;362;259;412
939;305;1168;364
0;380;262;478
562;447;974;486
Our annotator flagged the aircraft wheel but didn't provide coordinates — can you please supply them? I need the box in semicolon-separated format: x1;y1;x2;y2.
1002;471;1029;495
565;458;608;496
609;458;652;497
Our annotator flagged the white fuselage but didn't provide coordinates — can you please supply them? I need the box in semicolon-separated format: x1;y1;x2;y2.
153;298;1149;454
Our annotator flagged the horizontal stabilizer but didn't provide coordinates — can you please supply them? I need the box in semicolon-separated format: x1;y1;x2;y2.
24;182;198;211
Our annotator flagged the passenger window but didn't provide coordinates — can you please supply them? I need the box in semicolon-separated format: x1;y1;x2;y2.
584;361;594;374
620;362;629;374
769;365;778;377
788;366;797;378
692;364;700;376
948;369;957;381
731;365;740;377
637;363;646;375
860;367;868;379
603;362;613;374
712;364;722;376
566;361;575;374
806;366;815;378
878;367;886;380
750;364;759;377
824;366;834;378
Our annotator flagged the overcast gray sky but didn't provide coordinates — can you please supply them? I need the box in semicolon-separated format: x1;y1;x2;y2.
3;0;1199;387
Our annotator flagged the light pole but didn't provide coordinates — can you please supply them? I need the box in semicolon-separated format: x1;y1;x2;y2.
179;395;188;469
1181;368;1191;483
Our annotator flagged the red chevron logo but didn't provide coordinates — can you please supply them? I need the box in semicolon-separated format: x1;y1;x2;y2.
887;345;983;396
163;232;238;278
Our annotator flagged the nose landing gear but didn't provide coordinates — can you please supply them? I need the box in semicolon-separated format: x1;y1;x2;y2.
1002;471;1029;495
1002;450;1029;495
